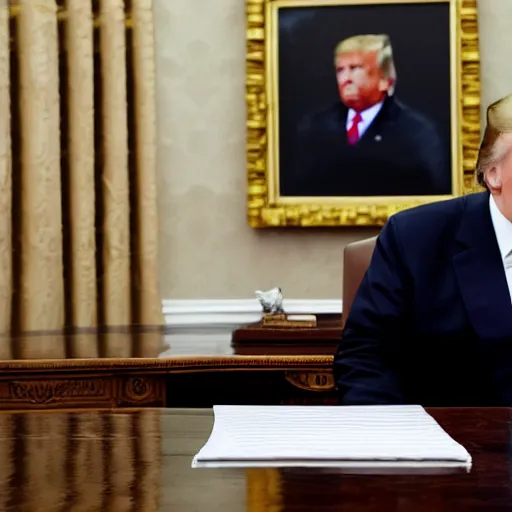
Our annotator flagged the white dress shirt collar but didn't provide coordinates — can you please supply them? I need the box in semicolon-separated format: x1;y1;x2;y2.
489;194;512;261
346;101;384;137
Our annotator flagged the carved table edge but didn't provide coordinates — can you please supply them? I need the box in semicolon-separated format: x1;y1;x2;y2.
0;355;334;373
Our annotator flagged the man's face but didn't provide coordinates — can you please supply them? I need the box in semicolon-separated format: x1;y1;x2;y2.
494;133;512;216
335;50;391;112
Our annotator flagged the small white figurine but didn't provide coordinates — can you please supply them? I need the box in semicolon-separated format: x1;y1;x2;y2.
255;287;284;314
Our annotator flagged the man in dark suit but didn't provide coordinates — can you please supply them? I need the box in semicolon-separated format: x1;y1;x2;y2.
285;34;450;197
333;92;512;406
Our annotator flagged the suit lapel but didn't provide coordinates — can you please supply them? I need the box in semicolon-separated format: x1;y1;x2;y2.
358;96;396;144
335;104;349;145
453;192;512;340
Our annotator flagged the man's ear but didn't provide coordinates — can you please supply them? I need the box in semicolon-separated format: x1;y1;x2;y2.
486;167;502;190
378;78;392;93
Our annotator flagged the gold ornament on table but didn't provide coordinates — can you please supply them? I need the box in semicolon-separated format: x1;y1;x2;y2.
255;288;317;328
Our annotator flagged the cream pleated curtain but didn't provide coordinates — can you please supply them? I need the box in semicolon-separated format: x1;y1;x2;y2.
0;0;163;336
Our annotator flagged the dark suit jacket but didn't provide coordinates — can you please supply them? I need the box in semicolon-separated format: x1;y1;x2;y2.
333;191;512;407
283;96;450;197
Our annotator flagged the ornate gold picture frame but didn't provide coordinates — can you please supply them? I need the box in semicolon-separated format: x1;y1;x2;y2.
246;0;480;227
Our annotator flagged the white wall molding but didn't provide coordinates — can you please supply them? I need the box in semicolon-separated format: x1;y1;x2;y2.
163;299;342;326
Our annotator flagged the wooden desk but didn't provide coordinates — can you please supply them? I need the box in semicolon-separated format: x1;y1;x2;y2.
0;319;340;409
1;407;511;510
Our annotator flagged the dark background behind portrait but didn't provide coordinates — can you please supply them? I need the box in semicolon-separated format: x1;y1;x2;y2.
277;2;451;197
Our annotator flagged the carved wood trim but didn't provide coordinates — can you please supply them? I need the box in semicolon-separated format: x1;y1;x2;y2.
0;355;333;372
0;377;114;408
118;376;165;407
285;371;336;392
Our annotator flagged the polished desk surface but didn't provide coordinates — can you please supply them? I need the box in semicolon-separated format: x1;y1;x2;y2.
0;317;341;366
0;407;510;511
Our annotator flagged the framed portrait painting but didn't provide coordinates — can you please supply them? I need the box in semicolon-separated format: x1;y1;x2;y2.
246;0;481;227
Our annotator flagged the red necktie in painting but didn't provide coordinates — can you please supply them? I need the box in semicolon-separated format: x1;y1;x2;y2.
347;112;362;145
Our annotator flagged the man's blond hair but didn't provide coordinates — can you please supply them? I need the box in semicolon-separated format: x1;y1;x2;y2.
334;34;396;92
476;92;512;188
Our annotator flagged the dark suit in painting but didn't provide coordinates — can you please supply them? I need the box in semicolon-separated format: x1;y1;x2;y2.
333;191;512;407
284;96;450;197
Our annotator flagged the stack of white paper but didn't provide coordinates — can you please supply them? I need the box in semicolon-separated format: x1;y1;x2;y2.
192;405;471;470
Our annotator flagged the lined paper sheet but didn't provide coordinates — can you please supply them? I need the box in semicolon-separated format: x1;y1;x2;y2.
192;405;471;470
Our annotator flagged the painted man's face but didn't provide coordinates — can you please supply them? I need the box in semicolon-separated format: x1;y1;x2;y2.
336;50;392;112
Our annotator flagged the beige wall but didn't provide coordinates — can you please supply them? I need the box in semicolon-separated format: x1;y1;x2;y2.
155;0;512;300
